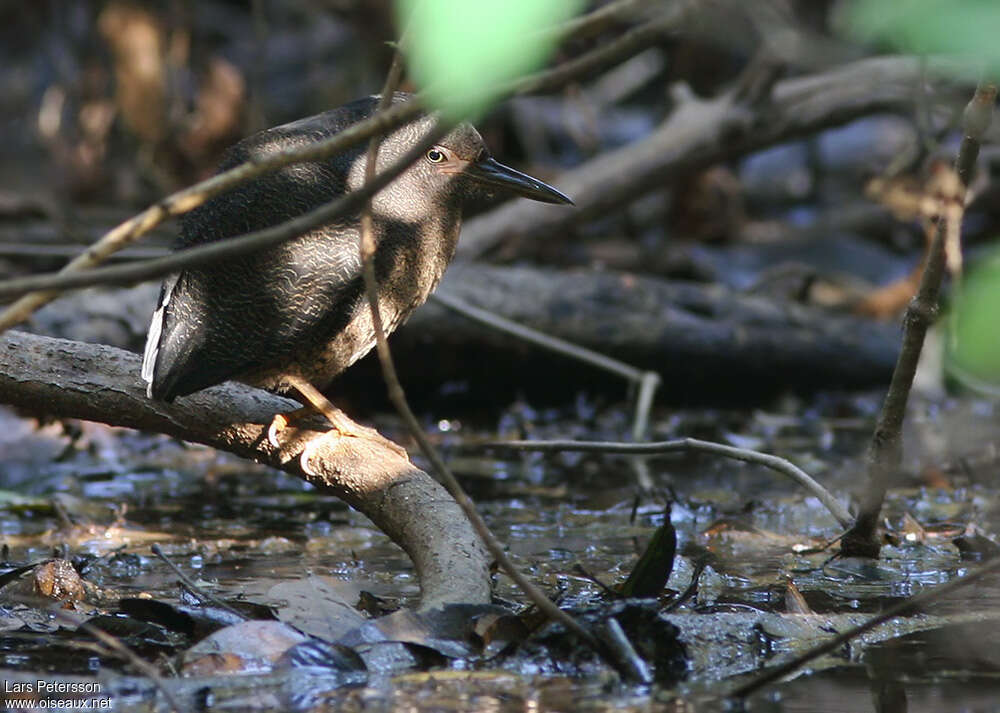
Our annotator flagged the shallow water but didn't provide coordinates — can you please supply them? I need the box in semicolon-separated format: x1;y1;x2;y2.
1;390;999;711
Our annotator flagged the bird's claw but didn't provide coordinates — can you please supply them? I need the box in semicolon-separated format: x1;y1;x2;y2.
267;413;291;450
268;410;408;463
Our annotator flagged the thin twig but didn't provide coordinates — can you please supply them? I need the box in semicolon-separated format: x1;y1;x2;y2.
150;543;245;620
663;557;706;612
542;0;650;43
434;267;661;495
0;243;167;260
632;371;660;441
729;554;1000;699
843;79;996;557
0;100;425;330
513;7;687;96
599;617;653;684
432;290;647;382
477;437;852;527
430;289;661;439
358;56;601;651
0;9;688;326
0;129;443;299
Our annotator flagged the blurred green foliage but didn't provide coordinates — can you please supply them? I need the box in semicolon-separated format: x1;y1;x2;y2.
848;0;1000;383
396;0;582;119
949;251;1000;384
846;0;1000;72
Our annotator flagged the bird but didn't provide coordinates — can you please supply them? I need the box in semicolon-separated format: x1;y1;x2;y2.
141;92;572;443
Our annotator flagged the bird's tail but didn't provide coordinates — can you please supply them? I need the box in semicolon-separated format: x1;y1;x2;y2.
141;276;177;399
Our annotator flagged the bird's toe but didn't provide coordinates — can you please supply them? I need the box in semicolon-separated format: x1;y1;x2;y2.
267;412;291;449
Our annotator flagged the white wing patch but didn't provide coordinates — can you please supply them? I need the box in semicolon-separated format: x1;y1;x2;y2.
141;276;177;398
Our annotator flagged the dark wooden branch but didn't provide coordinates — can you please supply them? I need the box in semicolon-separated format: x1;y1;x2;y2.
0;330;490;609
456;55;942;260
28;263;902;400
399;264;902;393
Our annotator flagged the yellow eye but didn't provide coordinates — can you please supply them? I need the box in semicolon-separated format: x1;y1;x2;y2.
426;148;445;163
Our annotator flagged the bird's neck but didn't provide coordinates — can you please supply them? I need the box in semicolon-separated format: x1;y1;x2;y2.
370;210;462;316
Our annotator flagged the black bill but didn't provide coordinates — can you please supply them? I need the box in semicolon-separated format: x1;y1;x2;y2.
465;157;573;205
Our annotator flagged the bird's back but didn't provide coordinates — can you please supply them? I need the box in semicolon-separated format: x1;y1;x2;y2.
144;98;390;401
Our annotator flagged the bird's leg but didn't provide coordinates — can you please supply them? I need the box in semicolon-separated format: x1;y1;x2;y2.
268;375;409;460
266;377;354;447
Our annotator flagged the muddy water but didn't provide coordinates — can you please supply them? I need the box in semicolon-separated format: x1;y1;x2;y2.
1;390;999;712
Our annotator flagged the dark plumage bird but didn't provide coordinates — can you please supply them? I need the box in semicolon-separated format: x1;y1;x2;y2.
141;93;571;422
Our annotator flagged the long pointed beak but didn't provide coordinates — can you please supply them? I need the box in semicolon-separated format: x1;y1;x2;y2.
464;157;573;205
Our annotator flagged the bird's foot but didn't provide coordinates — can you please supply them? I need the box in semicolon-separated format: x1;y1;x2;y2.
268;406;408;461
267;406;313;450
270;376;409;461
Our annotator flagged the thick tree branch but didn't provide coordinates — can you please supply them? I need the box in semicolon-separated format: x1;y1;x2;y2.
457;55;954;259
0;330;490;609
408;264;902;391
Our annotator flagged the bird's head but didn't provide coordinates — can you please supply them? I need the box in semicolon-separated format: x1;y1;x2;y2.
422;123;573;206
364;100;572;223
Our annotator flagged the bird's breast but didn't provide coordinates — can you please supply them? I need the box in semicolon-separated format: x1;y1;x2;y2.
248;213;463;393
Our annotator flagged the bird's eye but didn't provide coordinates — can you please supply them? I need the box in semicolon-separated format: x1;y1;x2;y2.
426;148;445;163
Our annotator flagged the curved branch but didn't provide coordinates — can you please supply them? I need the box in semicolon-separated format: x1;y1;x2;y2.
0;330;490;609
479;437;852;527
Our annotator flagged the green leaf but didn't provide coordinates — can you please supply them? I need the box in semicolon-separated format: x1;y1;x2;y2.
620;509;677;598
949;249;1000;384
396;0;583;119
845;0;1000;73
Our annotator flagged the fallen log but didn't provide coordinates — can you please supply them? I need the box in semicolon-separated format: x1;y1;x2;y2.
396;264;900;398
27;263;900;403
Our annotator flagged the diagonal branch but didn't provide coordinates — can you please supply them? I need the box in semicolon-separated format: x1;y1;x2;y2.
356;46;602;647
0;128;440;300
842;79;996;558
457;55;959;260
0;8;688;330
730;554;1000;699
0;100;425;330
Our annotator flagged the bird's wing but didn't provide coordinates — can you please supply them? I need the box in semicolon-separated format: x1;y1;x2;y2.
147;225;366;401
144;100;386;401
